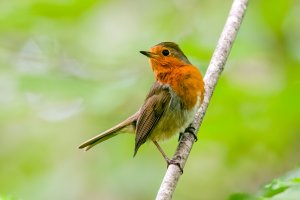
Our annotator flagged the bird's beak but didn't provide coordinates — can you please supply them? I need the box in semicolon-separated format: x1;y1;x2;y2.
140;51;155;58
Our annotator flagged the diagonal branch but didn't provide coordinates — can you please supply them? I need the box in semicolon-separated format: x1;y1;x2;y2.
156;0;249;199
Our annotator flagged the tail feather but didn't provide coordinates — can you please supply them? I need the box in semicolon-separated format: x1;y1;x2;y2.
78;112;138;151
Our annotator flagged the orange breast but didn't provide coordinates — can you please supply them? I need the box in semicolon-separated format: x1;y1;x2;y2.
165;65;204;110
149;64;204;141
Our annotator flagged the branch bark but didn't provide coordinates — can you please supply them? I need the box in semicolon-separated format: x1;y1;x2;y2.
156;0;249;199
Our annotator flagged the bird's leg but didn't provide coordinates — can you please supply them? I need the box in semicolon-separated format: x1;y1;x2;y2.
153;140;183;174
153;140;170;163
184;124;197;142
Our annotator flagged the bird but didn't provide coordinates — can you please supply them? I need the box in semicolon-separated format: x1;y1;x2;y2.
79;42;204;170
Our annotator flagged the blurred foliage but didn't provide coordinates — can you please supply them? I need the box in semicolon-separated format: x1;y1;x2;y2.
229;167;300;200
0;0;300;200
0;195;19;200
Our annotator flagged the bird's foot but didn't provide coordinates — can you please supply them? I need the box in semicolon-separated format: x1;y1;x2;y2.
184;126;197;142
167;158;183;174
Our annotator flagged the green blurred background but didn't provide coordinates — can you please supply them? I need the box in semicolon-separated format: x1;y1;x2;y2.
0;0;299;199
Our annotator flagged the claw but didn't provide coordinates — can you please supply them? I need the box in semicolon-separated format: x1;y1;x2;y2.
178;132;183;142
184;126;197;142
167;159;183;174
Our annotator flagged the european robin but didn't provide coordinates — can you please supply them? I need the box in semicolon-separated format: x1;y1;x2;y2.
79;42;204;169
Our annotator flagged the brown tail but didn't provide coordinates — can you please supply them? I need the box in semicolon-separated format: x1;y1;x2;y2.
78;112;138;151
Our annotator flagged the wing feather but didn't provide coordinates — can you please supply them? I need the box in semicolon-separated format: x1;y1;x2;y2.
134;82;171;156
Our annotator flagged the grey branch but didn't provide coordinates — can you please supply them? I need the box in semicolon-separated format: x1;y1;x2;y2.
155;0;249;199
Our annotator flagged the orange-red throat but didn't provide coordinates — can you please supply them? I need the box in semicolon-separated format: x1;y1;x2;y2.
140;42;204;109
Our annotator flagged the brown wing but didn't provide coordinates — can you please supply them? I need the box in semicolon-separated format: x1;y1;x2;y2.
133;82;171;156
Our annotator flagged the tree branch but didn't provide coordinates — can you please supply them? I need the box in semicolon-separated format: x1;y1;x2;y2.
156;0;249;199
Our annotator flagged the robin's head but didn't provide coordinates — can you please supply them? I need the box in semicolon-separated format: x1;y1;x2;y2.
140;42;191;68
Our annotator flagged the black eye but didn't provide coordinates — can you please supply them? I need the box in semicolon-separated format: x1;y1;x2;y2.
162;49;169;56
